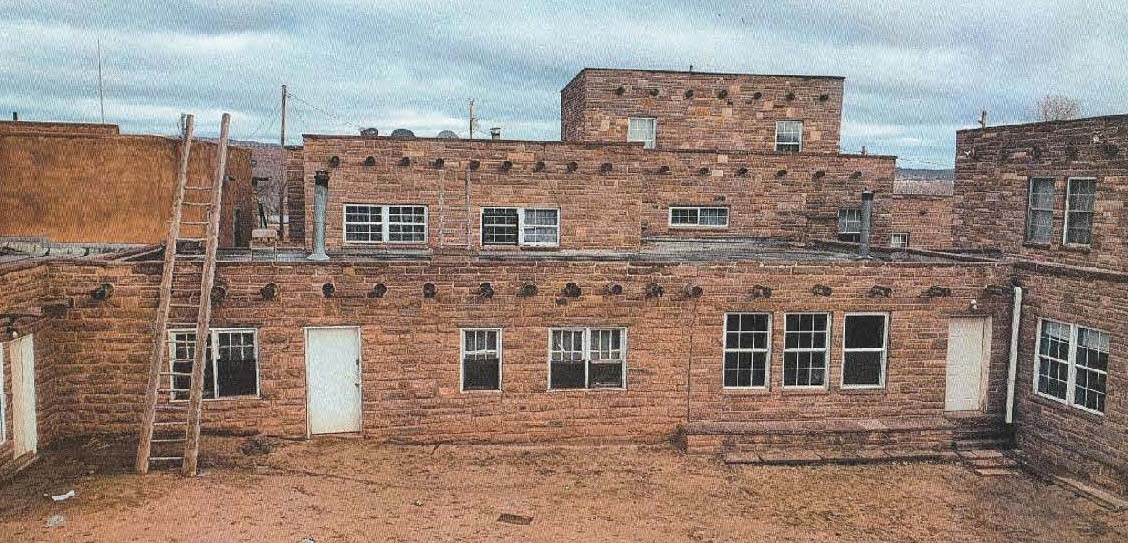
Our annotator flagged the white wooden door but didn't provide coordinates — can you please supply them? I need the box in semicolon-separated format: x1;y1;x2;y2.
10;335;38;456
306;327;362;435
945;318;991;412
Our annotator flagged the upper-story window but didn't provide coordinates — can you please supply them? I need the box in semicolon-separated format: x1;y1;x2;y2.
627;117;657;149
890;232;910;248
1026;178;1055;244
838;208;862;242
344;204;427;244
775;120;803;153
482;207;560;247
1064;178;1096;246
669;207;729;228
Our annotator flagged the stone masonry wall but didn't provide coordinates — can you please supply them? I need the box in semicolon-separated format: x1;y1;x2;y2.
953;115;1128;270
1013;264;1128;495
25;255;1010;448
561;69;843;153
887;194;955;250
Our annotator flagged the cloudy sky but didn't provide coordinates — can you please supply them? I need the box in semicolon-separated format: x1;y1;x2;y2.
3;1;1126;167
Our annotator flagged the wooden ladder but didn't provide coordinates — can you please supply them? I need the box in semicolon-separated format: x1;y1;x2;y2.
136;113;231;476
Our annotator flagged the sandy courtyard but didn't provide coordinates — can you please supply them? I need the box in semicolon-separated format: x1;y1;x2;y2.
0;436;1124;542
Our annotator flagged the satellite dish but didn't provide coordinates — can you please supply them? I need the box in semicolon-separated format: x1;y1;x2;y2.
390;128;415;139
437;130;458;139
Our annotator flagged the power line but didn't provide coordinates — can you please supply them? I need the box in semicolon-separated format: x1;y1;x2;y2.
244;101;281;141
284;91;361;131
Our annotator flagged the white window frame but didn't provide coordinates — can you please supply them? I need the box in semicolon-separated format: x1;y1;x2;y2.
1063;177;1096;247
668;207;729;229
841;312;889;390
782;312;831;390
1025;177;1055;244
775;120;803;152
546;327;628;391
627;117;657;149
459;328;503;393
343;204;428;245
1033;318;1109;416
838;208;862;240
722;313;772;390
890;232;910;248
0;342;6;443
480;207;560;248
167;328;260;401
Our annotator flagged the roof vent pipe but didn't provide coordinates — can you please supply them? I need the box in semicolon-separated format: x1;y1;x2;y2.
490;127;501;140
307;170;330;261
860;189;874;258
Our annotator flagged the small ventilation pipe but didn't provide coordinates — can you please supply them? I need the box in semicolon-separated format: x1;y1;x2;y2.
308;170;330;261
860;189;874;258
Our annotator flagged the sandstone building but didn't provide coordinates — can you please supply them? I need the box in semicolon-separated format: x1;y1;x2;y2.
0;69;1122;498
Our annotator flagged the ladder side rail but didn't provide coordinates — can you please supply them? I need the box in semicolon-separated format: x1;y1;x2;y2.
183;113;230;476
136;114;195;474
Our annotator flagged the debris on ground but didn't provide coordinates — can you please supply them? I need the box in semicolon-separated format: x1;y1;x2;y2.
240;435;277;456
45;489;76;502
299;537;316;543
412;499;424;507
497;513;533;525
45;514;66;528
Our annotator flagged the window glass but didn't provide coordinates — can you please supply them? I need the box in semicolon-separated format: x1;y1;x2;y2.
482;208;519;245
1065;179;1096;245
387;206;427;242
1026;178;1054;243
522;209;559;245
1073;327;1108;413
838;209;862;242
783;313;829;387
843;315;887;387
549;328;626;390
344;204;383;242
1036;320;1071;401
775;121;802;152
167;329;258;400
723;313;770;388
627;117;657;149
462;329;501;391
891;233;910;248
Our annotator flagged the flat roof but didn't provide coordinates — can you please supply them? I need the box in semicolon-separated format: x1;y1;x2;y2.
956;113;1128;134
573;67;846;81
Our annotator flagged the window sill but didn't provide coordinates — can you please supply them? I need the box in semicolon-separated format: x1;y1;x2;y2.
839;386;886;394
780;387;830;396
546;387;627;393
170;395;262;403
1021;241;1053;249
668;226;730;231
1028;392;1105;422
1060;244;1092;253
460;389;503;394
721;387;771;395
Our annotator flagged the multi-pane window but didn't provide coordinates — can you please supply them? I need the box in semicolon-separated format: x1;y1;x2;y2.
890;232;910;248
669;207;729;228
549;328;626;390
1026;178;1055;244
783;313;830;387
838;208;862;242
627;117;657;149
168;329;259;400
775;120;803;153
842;314;888;388
1036;319;1109;414
461;329;501;391
1064;178;1096;246
723;313;771;388
481;207;560;247
344;204;427;243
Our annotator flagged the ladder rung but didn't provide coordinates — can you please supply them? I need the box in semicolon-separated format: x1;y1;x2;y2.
158;389;189;394
155;404;188;411
153;421;185;427
177;237;206;242
181;221;209;226
151;438;186;443
182;202;211;206
169;303;199;308
149;456;184;461
185;186;212;190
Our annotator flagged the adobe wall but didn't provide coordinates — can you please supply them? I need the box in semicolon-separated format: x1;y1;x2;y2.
1013;264;1128;494
561;69;844;153
0;130;255;248
953;115;1128;270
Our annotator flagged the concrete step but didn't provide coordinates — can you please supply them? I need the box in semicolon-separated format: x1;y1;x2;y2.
954;437;1011;450
974;468;1023;477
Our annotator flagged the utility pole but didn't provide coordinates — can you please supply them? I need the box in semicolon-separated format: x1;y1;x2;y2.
97;39;106;123
469;99;476;140
278;84;288;238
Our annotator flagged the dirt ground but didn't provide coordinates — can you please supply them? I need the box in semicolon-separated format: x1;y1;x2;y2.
0;436;1124;542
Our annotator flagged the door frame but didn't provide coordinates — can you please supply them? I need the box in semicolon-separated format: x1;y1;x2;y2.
303;326;363;438
10;334;37;457
945;316;992;412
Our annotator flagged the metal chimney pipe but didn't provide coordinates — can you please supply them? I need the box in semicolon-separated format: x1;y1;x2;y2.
860;189;874;257
307;170;330;261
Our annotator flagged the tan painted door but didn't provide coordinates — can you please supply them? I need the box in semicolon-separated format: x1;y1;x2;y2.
945;318;991;412
10;335;37;456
